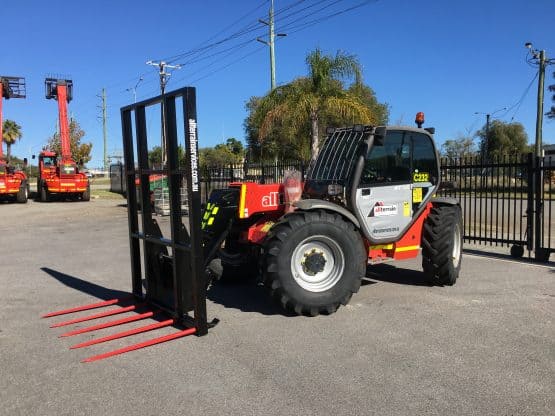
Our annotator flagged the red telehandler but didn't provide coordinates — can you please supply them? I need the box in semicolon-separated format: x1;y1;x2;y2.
0;76;29;203
37;78;89;202
42;88;462;363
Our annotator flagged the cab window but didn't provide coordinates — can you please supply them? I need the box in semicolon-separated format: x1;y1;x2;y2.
361;131;411;184
412;133;437;183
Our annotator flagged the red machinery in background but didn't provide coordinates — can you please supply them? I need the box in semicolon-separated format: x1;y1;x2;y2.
0;76;29;203
37;78;89;202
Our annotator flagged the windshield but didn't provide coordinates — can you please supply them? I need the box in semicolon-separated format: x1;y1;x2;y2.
42;157;56;167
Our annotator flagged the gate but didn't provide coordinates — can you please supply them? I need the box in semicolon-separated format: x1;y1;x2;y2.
439;153;554;262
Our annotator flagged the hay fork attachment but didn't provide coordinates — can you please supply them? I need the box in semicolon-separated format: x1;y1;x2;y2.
42;87;212;362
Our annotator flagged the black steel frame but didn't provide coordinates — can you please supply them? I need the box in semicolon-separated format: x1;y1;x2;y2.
120;87;207;335
0;76;26;99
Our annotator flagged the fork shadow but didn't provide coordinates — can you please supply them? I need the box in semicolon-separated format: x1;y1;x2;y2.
40;267;130;300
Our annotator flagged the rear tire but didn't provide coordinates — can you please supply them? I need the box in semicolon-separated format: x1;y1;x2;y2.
82;184;91;201
16;180;28;203
421;204;463;286
262;210;366;316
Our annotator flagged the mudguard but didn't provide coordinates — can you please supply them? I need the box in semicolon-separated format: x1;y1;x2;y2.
293;199;360;228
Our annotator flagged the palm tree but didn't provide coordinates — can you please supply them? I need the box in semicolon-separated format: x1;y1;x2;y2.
2;119;23;161
258;48;378;162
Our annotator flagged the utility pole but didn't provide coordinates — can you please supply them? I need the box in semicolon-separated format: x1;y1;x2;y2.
102;88;107;171
525;42;555;157
257;0;286;90
146;60;181;166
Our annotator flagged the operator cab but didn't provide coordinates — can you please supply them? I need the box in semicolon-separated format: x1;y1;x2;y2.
304;113;440;243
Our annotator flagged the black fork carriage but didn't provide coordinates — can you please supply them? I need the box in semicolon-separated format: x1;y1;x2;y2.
42;87;214;363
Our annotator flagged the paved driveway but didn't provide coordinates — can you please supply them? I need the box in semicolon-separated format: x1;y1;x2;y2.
1;199;553;415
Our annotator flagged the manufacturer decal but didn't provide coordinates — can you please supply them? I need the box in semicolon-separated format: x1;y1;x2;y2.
262;191;280;207
372;226;400;234
370;201;398;217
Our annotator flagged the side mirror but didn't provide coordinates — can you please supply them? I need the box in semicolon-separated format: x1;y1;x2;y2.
23;158;28;167
32;154;36;160
373;126;387;146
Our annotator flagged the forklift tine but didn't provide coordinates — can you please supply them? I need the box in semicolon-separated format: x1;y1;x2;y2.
50;304;142;328
70;319;175;349
59;311;155;338
82;327;197;363
42;298;124;318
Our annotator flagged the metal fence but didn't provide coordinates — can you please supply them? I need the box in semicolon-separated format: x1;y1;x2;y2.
110;154;554;261
439;154;554;261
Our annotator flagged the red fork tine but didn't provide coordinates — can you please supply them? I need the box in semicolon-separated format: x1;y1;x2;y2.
70;319;175;349
82;327;197;363
50;304;142;328
59;311;155;337
42;298;123;318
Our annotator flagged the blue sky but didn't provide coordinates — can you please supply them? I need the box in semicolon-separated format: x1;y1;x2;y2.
2;0;554;168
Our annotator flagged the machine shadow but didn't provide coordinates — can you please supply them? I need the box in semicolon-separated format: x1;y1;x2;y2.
365;263;432;286
207;280;293;316
41;267;130;300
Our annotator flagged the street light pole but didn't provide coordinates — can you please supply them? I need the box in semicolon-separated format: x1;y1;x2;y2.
126;76;143;103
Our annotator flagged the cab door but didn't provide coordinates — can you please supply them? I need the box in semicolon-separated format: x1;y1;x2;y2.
353;130;413;242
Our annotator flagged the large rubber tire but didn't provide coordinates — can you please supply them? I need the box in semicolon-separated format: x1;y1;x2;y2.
16;180;28;203
81;184;91;201
421;204;463;286
262;210;366;316
40;183;50;202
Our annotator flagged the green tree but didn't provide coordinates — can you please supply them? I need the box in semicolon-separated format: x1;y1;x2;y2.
2;119;22;162
441;136;476;159
477;120;529;158
148;145;186;168
47;119;93;164
200;138;245;167
247;48;387;162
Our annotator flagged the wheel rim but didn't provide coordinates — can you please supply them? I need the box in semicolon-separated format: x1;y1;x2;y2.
452;222;462;268
291;235;345;292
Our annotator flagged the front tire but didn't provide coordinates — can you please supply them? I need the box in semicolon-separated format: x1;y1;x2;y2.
40;182;50;202
421;204;463;285
262;210;366;316
16;180;28;203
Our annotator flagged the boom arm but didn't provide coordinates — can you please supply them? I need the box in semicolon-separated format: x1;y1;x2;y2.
56;84;71;160
45;78;73;161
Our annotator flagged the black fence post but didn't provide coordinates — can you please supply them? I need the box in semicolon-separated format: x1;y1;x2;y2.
534;155;549;261
526;153;535;253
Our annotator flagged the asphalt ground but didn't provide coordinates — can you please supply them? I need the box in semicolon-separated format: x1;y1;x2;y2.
0;199;553;416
